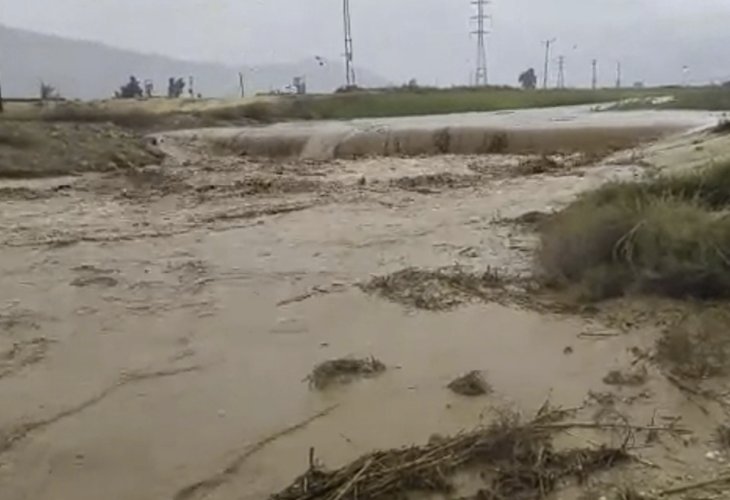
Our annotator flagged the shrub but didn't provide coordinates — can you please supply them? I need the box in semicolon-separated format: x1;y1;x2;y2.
538;161;730;300
198;101;276;123
38;104;163;129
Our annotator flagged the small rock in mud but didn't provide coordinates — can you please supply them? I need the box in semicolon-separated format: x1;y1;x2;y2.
602;365;648;387
447;370;492;396
307;356;386;390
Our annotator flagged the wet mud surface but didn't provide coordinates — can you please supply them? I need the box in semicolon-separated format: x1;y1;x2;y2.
1;109;730;500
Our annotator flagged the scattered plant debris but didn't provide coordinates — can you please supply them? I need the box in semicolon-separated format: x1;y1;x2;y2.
516;155;561;175
391;173;477;193
714;424;730;451
614;485;656;500
361;266;507;311
712;117;730;134
307;357;386;390
70;275;119;287
272;409;630;500
448;370;492;396
602;366;648;387
657;310;730;379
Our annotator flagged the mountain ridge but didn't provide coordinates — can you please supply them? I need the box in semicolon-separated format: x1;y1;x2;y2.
0;24;390;100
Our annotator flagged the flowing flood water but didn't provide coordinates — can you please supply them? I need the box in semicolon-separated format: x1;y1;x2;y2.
0;108;727;500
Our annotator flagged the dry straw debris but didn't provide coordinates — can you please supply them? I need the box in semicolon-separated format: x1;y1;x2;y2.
306;357;386;390
272;409;631;500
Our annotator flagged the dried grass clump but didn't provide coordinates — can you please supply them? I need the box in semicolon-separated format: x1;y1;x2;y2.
307;357;386;390
538;161;730;301
361;266;506;311
448;371;492;396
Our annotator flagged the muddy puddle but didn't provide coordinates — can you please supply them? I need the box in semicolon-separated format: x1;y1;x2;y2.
1;108;729;500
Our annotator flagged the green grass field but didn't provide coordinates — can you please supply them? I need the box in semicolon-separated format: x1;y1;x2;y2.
283;88;646;120
0;87;650;130
4;86;728;130
609;86;730;111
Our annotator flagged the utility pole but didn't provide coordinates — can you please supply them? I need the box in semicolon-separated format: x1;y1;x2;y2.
471;0;490;86
557;55;565;89
342;0;356;88
615;61;622;88
238;72;245;98
591;59;598;90
542;38;556;89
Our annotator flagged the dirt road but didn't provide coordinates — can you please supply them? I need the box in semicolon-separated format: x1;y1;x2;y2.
0;109;727;500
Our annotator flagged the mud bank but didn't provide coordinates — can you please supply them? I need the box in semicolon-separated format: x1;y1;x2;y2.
167;108;715;160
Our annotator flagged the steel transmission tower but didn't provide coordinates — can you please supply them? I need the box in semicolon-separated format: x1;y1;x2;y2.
591;59;598;90
471;0;490;86
343;0;356;87
557;55;566;88
541;38;556;89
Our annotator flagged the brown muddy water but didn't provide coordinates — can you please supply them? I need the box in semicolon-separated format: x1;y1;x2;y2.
167;107;714;160
0;109;727;500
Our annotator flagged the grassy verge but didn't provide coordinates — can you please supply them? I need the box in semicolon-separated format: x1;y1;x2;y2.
610;86;730;111
0;101;282;131
538;160;730;301
286;88;644;120
1;87;647;130
0;121;163;178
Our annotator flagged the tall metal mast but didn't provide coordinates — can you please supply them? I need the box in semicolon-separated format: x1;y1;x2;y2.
471;0;490;86
343;0;356;87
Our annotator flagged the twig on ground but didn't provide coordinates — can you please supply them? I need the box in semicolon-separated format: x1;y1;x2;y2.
664;372;711;416
330;458;374;500
578;331;621;339
660;474;730;496
535;422;690;434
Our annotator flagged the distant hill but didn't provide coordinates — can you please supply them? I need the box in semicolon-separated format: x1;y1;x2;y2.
0;25;390;100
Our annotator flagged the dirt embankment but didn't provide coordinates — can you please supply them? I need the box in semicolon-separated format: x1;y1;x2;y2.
0;121;163;178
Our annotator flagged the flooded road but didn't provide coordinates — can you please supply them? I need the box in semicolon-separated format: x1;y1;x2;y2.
0;108;727;500
167;107;716;159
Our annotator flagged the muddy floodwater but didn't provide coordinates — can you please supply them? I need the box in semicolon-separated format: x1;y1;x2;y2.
0;108;727;500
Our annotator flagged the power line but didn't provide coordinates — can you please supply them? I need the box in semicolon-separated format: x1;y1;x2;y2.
471;0;490;86
542;38;556;89
342;0;356;88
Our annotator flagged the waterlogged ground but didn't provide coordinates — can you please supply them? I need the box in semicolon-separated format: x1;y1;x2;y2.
1;109;729;500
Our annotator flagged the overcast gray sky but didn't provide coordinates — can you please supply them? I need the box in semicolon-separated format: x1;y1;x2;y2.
3;0;730;86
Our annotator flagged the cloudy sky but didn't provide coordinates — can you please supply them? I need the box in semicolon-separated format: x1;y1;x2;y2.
3;0;730;87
